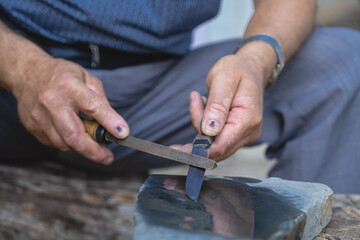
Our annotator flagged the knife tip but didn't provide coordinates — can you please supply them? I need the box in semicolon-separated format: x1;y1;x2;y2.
185;182;200;202
187;193;199;202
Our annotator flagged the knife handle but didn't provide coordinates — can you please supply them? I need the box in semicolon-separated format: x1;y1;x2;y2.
81;118;109;144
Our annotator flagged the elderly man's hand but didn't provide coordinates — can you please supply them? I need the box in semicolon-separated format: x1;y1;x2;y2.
172;41;276;161
11;57;129;164
198;54;265;160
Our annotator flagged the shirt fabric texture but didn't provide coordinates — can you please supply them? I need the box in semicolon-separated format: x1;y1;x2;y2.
0;0;220;55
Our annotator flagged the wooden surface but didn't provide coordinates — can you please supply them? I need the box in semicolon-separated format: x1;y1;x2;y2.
0;162;145;240
315;194;360;239
0;162;359;240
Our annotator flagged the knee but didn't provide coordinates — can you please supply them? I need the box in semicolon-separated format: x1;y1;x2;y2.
305;27;360;65
322;28;360;90
294;28;360;91
308;27;360;52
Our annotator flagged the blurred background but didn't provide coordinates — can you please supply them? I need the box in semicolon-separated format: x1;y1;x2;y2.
150;0;360;178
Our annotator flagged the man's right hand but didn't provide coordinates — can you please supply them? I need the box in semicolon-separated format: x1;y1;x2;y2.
0;22;129;164
11;57;129;164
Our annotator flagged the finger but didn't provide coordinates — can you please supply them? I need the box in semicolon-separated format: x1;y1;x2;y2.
30;118;70;151
45;123;71;151
24;110;53;147
201;96;208;106
169;144;193;154
210;121;248;161
73;78;130;139
201;70;240;136
32;109;71;151
210;123;259;161
84;71;107;98
189;91;204;133
52;108;114;164
33;130;52;147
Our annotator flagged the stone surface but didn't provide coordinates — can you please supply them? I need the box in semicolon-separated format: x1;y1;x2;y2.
134;175;333;240
0;162;146;240
246;177;333;240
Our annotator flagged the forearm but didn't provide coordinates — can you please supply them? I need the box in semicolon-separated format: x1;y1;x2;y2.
198;0;317;158
0;21;129;164
236;0;317;87
0;21;51;92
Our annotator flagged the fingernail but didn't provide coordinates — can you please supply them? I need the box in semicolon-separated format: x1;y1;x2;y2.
116;125;127;138
204;120;220;135
103;156;113;165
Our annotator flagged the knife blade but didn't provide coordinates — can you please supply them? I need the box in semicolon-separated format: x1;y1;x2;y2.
185;133;213;202
81;118;217;170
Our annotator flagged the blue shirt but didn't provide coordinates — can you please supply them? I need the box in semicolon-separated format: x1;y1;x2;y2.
0;0;220;55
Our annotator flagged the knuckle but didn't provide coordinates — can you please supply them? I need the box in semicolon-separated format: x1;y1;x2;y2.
38;91;57;109
217;55;231;66
24;121;37;134
207;102;228;116
55;72;76;89
208;67;223;81
207;68;217;79
84;96;103;114
30;109;42;123
63;132;82;149
208;60;225;78
53;138;71;151
252;114;262;128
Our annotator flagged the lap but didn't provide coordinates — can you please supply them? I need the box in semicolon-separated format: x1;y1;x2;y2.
259;27;360;145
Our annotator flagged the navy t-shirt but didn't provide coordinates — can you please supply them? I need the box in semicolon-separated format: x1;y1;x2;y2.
0;0;220;55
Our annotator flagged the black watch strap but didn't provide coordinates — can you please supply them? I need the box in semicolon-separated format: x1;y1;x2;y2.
240;34;285;87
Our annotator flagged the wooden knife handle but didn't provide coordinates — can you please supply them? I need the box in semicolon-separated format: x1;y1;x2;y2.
81;118;109;144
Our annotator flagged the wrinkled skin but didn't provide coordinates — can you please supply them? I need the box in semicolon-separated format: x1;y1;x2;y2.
171;52;266;161
12;58;129;164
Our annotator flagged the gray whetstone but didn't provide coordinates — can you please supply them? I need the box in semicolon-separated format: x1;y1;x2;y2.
134;175;333;240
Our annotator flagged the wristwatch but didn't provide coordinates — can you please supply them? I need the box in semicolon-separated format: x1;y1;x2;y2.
239;34;285;88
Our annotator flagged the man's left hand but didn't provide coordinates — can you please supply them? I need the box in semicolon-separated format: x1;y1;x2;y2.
171;42;276;161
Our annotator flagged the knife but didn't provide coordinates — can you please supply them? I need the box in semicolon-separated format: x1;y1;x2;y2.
81;118;217;170
185;132;213;202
